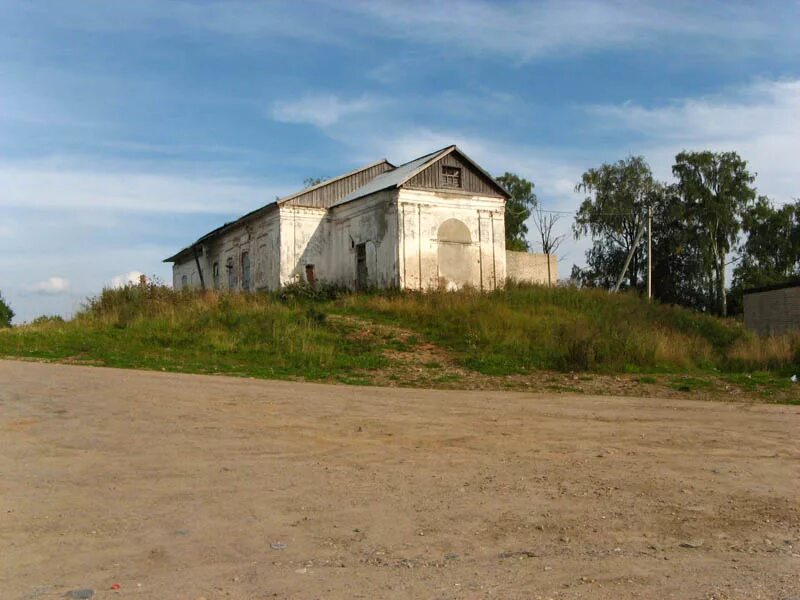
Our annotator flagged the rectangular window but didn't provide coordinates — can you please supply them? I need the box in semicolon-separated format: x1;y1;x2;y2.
226;257;236;289
241;252;251;291
181;274;188;289
212;262;220;290
442;165;462;188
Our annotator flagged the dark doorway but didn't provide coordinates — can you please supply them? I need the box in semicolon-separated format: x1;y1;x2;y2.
305;264;316;288
355;243;368;290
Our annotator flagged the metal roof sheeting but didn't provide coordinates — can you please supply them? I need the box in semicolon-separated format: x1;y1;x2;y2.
164;145;508;262
330;147;450;208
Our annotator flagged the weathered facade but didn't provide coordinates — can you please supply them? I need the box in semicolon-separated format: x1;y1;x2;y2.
743;280;800;336
166;146;552;293
506;251;558;286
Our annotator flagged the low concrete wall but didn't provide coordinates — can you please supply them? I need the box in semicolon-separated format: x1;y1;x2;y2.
743;284;800;336
506;251;558;286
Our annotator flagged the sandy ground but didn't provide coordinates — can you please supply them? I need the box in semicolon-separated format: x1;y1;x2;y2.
1;360;798;600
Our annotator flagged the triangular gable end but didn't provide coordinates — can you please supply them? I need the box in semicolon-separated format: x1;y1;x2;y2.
278;159;395;209
400;147;509;199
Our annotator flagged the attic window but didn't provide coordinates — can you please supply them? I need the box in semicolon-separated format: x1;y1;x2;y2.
442;165;462;188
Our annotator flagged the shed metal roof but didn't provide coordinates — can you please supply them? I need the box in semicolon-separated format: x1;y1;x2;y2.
742;279;800;295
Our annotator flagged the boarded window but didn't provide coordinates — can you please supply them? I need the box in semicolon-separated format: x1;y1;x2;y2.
241;252;251;291
442;165;462;188
181;274;188;288
212;262;220;289
305;264;316;288
226;257;236;289
355;243;367;290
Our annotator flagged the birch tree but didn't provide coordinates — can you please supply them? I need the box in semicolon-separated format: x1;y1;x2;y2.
672;151;756;317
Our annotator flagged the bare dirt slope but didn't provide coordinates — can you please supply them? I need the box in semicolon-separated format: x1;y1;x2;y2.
1;360;798;600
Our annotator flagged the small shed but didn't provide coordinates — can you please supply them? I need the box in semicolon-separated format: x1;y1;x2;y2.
742;279;800;336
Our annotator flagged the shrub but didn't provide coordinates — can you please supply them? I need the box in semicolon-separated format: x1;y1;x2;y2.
1;281;795;378
31;315;65;326
0;290;13;328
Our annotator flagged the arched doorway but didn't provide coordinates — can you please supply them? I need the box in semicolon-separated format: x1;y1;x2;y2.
437;218;479;290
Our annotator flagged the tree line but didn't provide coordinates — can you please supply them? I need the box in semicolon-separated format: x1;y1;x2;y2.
498;151;800;317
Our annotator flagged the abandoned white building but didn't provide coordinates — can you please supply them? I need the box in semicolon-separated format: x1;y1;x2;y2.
165;145;557;292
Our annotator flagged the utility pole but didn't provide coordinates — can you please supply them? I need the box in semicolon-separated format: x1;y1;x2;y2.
611;219;647;294
647;205;652;300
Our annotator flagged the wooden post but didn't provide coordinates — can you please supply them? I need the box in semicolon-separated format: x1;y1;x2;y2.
192;245;206;291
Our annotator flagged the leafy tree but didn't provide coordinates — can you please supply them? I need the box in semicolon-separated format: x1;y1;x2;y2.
650;185;710;310
729;197;800;313
735;197;800;285
572;156;661;290
0;291;13;328
303;176;325;189
496;172;537;251
672;151;756;316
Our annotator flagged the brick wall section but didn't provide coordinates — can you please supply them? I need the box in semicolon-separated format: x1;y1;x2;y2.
743;285;800;335
505;251;558;286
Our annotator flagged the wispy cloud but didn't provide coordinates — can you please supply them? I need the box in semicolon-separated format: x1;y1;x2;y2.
0;159;289;214
588;78;800;202
349;0;787;62
12;1;791;63
271;94;376;128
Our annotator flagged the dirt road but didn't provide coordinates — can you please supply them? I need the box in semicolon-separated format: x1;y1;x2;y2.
1;360;798;599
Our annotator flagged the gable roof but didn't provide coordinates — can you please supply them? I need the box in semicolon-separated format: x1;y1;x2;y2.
331;145;509;207
163;158;393;263
276;158;394;206
164;145;508;263
163;201;278;263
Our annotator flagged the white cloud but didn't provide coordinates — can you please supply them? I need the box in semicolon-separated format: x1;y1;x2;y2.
25;277;71;295
589;78;800;203
271;94;376;128
0;221;16;239
350;0;786;62
109;271;145;288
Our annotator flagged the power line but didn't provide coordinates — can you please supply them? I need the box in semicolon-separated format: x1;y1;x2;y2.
508;207;640;217
537;208;640;216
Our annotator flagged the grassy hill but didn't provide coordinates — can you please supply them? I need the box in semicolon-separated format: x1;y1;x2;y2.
1;281;797;401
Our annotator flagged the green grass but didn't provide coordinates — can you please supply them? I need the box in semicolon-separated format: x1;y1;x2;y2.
335;283;799;375
720;372;797;402
0;288;388;380
667;375;716;393
0;282;798;399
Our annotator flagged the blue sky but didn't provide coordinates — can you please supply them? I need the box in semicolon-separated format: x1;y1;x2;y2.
2;1;800;322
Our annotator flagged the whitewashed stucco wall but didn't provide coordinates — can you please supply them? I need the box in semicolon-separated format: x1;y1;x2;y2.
326;190;399;289
173;187;506;293
275;191;398;289
278;206;327;286
505;251;558;286
397;188;506;291
172;209;281;291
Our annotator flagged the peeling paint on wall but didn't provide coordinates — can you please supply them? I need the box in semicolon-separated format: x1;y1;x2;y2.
172;184;509;292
